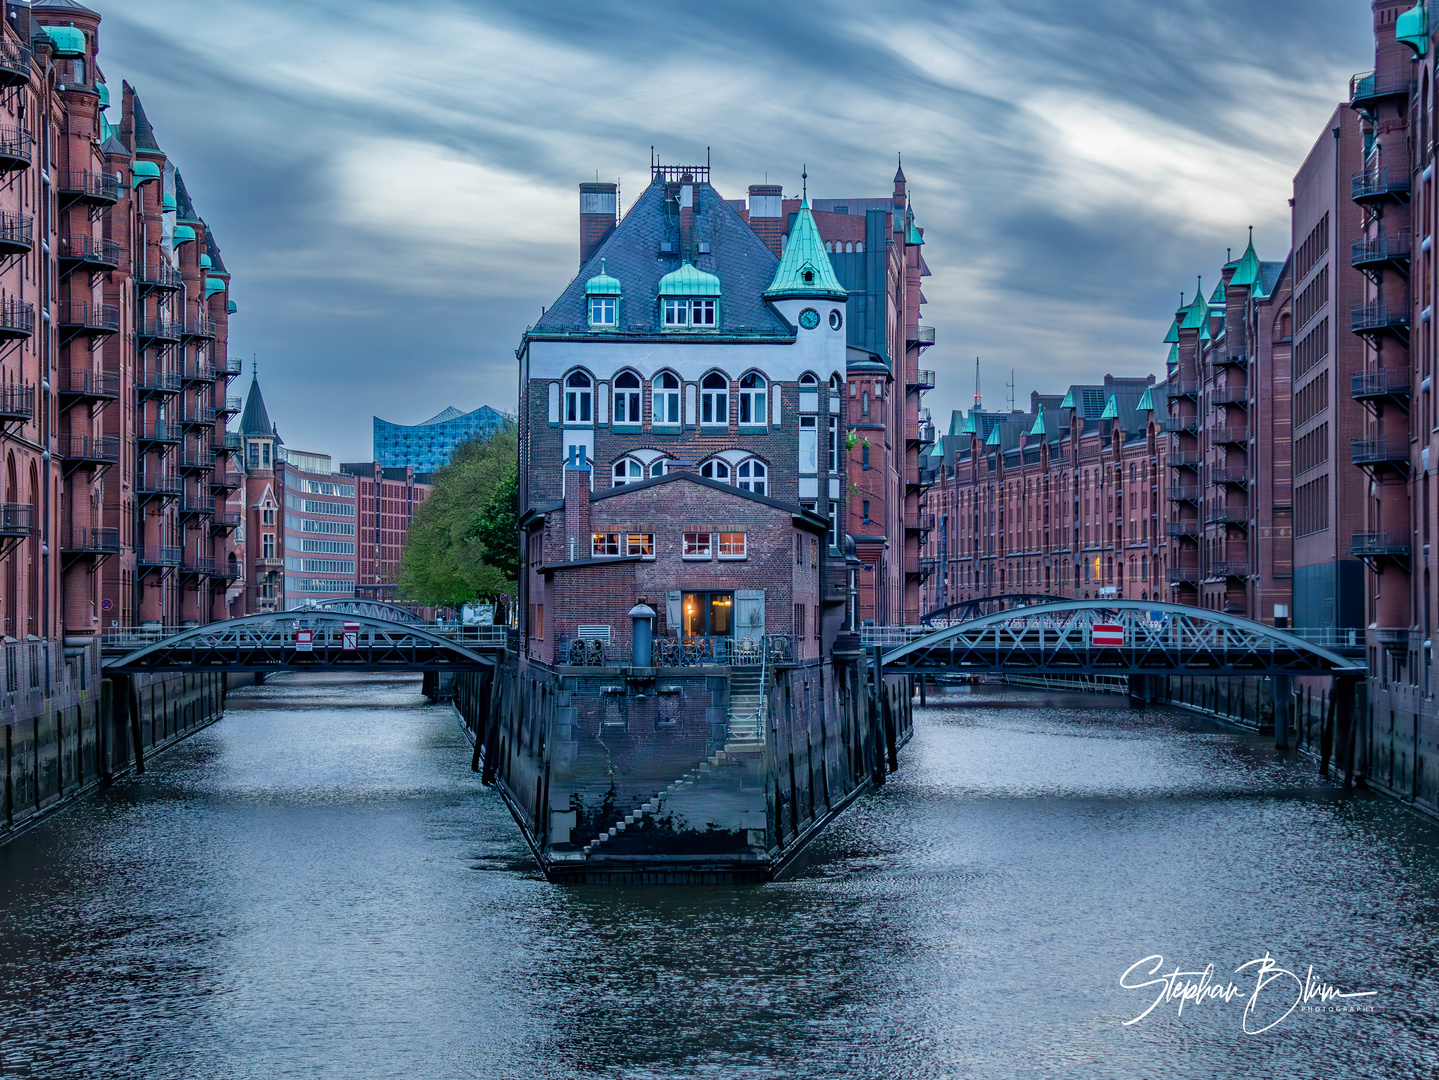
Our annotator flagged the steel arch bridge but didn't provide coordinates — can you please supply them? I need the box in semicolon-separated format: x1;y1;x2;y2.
304;598;426;623
103;612;495;673
921;593;1060;625
880;601;1365;679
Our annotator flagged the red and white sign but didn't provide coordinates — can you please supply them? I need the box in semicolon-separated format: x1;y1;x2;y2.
342;622;359;652
1091;624;1124;647
295;629;314;652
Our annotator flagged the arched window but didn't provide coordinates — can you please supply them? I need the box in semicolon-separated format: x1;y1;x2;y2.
649;459;668;477
738;373;766;425
700;459;730;482
653;372;680;425
613;371;641;425
701;372;728;426
829;373;841;392
565;371;592;424
799;372;818;387
736;459;766;495
613;458;644;487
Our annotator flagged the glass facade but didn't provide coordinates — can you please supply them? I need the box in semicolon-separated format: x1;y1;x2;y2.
372;405;510;473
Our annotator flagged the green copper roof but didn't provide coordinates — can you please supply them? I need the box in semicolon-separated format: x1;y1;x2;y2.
986;425;1002;446
43;26;86;56
905;210;924;246
1398;4;1428;55
765;199;847;301
1137;387;1155;412
205;277;227;296
1060;388;1075;409
172;224;196;247
1209;278;1226;305
199;254;212;269
585;258;622;296
949;410;966;436
131;160;160;187
1100;396;1119;420
227;300;237;314
1179;289;1209;330
1229;236;1262;288
658;260;721;297
961;412;976;434
1163;318;1179;345
1029;406;1047;436
96;81;109;108
1167;343;1179;370
162;192;177;213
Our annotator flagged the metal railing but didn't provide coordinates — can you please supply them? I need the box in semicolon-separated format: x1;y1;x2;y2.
178;364;216;384
1212;467;1249;485
555;634;795;667
1161;416;1197;433
178;447;216;470
181;556;216;575
1351;438;1409;466
0;211;33;252
61;434;120;463
60;369;120;399
1350;69;1415;105
209;469;241;490
1351;302;1409;333
221;356;243;375
911;369;936;390
59;235;123;269
136;368;181;394
136;473;182;497
137;317;181;341
0;297;35;337
1212;426;1248;445
1351;370;1411;399
1166;379;1199;397
1168;484;1200;501
0;383;34;421
1207;508;1249;526
57;300;120;332
1167;450;1202;467
1166;521;1200;538
137;262;184;290
1212;385;1248;405
0;125;32;168
137;421;181;444
217;395;243;414
178;496;214;516
1209;561;1249;578
214;432;243;453
66;526;119;553
1352;167;1410;202
1351;531;1411;557
57;169;121;203
0;37;29;86
0;503;34;537
137;546;183;567
183;315;217;339
1351;231;1412;267
1166;566;1200;584
211;510;241;529
175;407;217;426
914;324;935;345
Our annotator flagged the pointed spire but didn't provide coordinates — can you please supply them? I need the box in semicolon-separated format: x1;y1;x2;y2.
1099;395;1119;420
1060;387;1075;409
1137;386;1155;413
1029;405;1047;437
764;186;847;302
985;424;1002;446
894;152;906;184
240;373;275;438
1230;228;1262;288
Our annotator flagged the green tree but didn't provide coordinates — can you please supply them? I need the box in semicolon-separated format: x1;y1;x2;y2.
399;427;518;606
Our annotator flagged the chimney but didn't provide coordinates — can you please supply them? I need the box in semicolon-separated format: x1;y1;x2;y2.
678;174;695;260
747;184;784;256
579;182;618;267
563;447;591;559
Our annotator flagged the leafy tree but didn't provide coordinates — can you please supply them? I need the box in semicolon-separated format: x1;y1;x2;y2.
399;426;518;606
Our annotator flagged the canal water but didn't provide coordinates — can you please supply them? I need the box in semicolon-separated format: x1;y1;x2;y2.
2;674;1437;1078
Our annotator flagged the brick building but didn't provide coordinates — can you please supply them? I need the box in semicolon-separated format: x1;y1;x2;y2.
338;461;430;601
0;0;239;642
238;375;281;612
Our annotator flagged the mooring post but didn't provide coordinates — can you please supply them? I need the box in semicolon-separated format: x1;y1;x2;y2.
1320;684;1337;778
871;646;887;784
120;674;144;775
1273;674;1292;750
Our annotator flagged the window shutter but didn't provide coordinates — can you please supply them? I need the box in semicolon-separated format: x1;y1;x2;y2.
665;590;682;634
734;589;764;640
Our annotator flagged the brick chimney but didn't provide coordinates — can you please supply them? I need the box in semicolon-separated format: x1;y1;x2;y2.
563;448;591;561
747;184;784;256
678;174;695;260
579;182;618;267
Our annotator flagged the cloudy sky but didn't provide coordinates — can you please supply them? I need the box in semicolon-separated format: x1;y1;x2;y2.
95;0;1374;461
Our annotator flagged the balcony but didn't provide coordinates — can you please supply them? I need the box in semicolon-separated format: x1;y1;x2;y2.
181;556;217;576
0;383;35;425
137;317;182;343
217;395;243;416
1351;302;1409;337
0;125;32;173
0;37;28;89
57;300;120;337
1351;437;1410;470
1161;416;1197;434
1168;484;1200;502
909;369;936;391
1350;69;1415;111
907;513;936;534
1166;521;1200;539
57;168;121;207
60;434;120;467
254;556;284;570
65;527;120;557
1209;561;1250;578
137;422;182;446
182;315;217;340
1166;379;1199;398
0;297;35;340
210;469;242;492
178;497;213;519
1351;530;1411;569
137;262;184;292
1351;231;1412;273
909;325;936;349
135;369;182;395
137;546;183;568
1167;450;1202;468
59;369;120;405
1167;566;1200;585
1212;385;1248;406
175;407;217;428
211;510;241;531
0;503;34;540
1213;426;1248;446
1207;507;1249;527
1351;369;1411;405
0;212;33;258
210;563;242;581
58;235;123;274
221;356;244;376
179;364;216;385
177;447;216;472
136;474;182;499
1352;167;1411;205
915;555;938;579
1212;467;1249;486
1216;349;1249;368
214;432;243;455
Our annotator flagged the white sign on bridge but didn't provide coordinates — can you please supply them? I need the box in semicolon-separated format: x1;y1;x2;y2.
1091;624;1124;647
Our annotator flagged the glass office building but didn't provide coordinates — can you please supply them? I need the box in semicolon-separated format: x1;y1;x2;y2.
372;405;509;473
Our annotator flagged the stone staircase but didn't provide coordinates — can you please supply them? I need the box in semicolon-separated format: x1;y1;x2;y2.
581;749;737;858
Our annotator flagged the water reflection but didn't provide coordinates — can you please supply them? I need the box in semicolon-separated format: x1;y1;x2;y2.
1;676;1436;1079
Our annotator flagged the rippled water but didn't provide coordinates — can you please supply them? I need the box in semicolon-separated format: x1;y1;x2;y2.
2;673;1437;1078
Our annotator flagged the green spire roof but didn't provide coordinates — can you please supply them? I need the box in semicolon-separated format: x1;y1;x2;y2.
585;258;622;296
1229;233;1262;288
1137;387;1155;412
961;412;976;434
1060;388;1075;409
765;198;847;302
658;261;720;297
1163;318;1179;345
1167;343;1179;371
1179;288;1209;330
949;410;966;436
986;425;1002;446
1209;278;1226;305
1029;406;1047;436
1100;396;1119;420
905;209;924;246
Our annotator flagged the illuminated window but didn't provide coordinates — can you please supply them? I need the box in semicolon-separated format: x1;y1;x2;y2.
592;533;620;556
625;534;654;558
683;532;712;558
718;532;746;559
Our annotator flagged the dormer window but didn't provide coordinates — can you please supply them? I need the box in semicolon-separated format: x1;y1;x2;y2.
691;299;715;326
663;299;689;327
657;261;721;331
584;258;621;329
589;296;616;326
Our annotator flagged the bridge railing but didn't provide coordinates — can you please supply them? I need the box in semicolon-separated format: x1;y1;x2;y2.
554;634;797;667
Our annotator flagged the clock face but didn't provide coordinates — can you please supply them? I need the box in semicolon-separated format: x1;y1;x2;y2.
798;307;820;330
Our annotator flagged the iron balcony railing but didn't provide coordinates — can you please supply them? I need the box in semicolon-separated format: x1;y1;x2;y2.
57;301;120;333
1351;438;1409;467
66;526;120;554
135;369;182;394
178;364;216;384
913;325;936;346
137;317;182;341
1351;302;1409;334
1351;231;1412;270
61;434;120;464
910;369;936;390
178;447;216;471
221;356;243;376
175;407;217;427
181;556;216;575
137;546;183;567
211;510;241;529
1212;385;1248;405
136;473;182;497
137;421;181;444
0;383;35;422
59;235;123;270
917;556;939;578
1207;507;1249;526
1351;370;1412;400
0;211;33;256
183;315;217;339
1161;416;1197;434
1350;69;1415;107
917;466;940;487
1166;379;1199;398
1212;467;1250;485
1166;521;1200;538
1352;167;1411;203
1351;531;1411;558
210;469;242;491
1166;566;1200;584
0;297;35;339
217;395;242;415
59;369;120;400
1217;349;1249;367
56;168;121;204
137;262;184;290
0;125;32;171
1168;484;1200;501
211;563;243;581
0;37;29;88
1213;427;1248;445
0;503;34;538
1209;561;1249;578
556;634;795;668
214;432;243;453
908;513;936;534
1167;450;1202;468
178;496;214;516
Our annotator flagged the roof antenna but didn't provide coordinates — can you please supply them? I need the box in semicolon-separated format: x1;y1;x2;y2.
974;357;981;411
1227;247;1232;262
801;165;807;202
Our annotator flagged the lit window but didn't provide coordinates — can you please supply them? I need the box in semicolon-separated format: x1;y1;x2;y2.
700;459;730;482
613;372;641;424
592;533;620;557
718;532;747;559
690;299;716;326
738;372;767;425
701;373;728;425
663;299;688;326
736;459;766;495
654;372;681;425
625;533;654;558
565;371;592;423
589;296;616;326
613;459;643;486
684;532;712;558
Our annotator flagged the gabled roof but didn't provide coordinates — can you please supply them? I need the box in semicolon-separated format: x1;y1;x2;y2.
240;375;274;437
766;198;847;302
530;178;790;338
174;171;200;222
1029;405;1047;436
1136;387;1154;412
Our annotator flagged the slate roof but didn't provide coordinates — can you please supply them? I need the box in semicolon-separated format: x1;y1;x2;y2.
1258;260;1285;297
32;0;100;13
125;84;162;154
205;232;228;274
530;178;791;339
99;135;129;158
174;171;199;221
240;376;274;437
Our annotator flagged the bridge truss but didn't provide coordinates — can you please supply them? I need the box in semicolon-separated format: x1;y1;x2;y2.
305;598;426;623
920;593;1060;625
